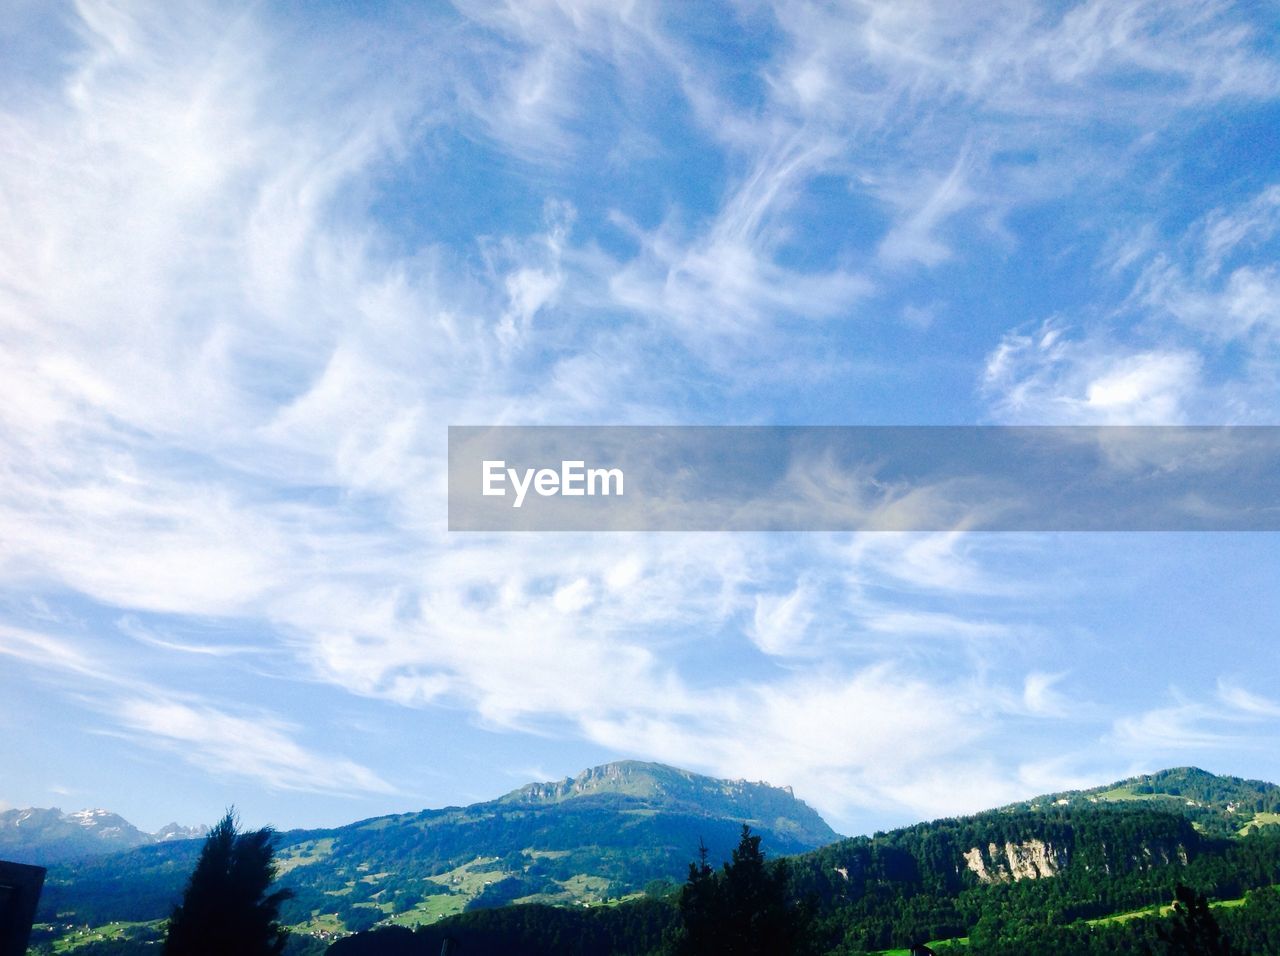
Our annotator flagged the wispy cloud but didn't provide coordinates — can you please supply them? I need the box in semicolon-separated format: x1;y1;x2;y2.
116;616;264;657
1;621;391;798
2;0;1279;829
607;133;873;348
1109;681;1280;755
877;146;974;267
1217;680;1280;719
114;697;394;795
982;179;1280;424
1110;702;1236;752
0;625;101;680
983;322;1204;423
1021;672;1071;719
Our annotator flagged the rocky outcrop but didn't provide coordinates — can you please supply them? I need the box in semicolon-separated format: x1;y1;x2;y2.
964;838;1068;883
500;761;839;847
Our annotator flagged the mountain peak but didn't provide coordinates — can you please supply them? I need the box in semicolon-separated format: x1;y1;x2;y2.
505;760;787;803
0;806;207;864
498;760;838;846
1007;765;1280;838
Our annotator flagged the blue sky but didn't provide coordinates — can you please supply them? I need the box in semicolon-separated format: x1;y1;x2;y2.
2;0;1280;839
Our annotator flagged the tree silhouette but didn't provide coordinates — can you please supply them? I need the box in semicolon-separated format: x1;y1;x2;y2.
1156;883;1236;956
671;839;716;953
670;825;812;955
163;808;293;956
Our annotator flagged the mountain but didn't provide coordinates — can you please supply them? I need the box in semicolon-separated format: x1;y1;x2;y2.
32;765;1280;956
498;761;835;846
330;766;1280;956
1005;765;1280;837
0;807;209;865
30;761;837;951
153;821;210;842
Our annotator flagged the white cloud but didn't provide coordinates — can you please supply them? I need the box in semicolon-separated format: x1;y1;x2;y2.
749;580;816;655
861;609;1008;642
3;0;1278;828
0;625;101;680
877;147;974;267
608;135;872;346
1109;682;1280;757
1013;755;1111;798
983;321;1202;424
771;0;1280;122
984;182;1280;425
1;621;392;798
845;532;1012;594
1109;702;1234;751
579;663;1005;823
1082;352;1202;420
1136;187;1280;344
1022;672;1070;718
1217;680;1280;719
115;697;394;795
116;616;263;658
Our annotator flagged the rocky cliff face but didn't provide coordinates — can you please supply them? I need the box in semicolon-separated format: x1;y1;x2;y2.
963;838;1068;883
500;760;838;846
963;836;1190;884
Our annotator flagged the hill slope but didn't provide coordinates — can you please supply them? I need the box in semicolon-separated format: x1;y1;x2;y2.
1006;766;1280;837
330;766;1280;956
32;761;836;948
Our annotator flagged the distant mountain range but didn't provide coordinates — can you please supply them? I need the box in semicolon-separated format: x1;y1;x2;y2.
31;760;836;950
23;764;1280;955
0;806;208;865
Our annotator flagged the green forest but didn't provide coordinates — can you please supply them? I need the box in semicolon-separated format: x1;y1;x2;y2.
25;766;1280;955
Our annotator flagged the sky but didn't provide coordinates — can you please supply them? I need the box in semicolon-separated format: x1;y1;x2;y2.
1;0;1280;839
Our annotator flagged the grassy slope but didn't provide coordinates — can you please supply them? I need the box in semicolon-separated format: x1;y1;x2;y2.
36;762;836;949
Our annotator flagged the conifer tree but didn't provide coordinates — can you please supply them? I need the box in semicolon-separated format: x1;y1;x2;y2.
1156;883;1236;956
671;825;812;955
163;808;293;956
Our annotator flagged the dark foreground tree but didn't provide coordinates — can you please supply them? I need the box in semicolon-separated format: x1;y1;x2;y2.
163;808;293;956
1155;883;1235;956
670;825;813;956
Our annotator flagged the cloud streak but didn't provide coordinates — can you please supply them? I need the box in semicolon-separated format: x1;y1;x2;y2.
1;0;1279;831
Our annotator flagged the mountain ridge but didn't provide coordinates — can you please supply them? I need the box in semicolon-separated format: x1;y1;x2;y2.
1003;765;1280;839
328;765;1280;956
496;760;835;846
25;763;1280;954
32;759;837;947
0;806;208;865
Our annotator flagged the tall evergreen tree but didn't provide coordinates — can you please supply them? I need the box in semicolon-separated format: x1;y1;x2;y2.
163;808;293;956
671;839;717;953
670;825;812;956
1156;883;1236;956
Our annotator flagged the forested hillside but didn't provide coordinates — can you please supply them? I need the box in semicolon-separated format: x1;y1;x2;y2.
28;761;834;951
328;768;1280;956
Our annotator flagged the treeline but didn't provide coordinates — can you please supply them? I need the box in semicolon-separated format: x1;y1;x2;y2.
324;810;1280;955
797;808;1280;952
36;839;202;926
960;884;1280;955
1132;768;1280;813
327;900;677;956
32;798;1280;955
